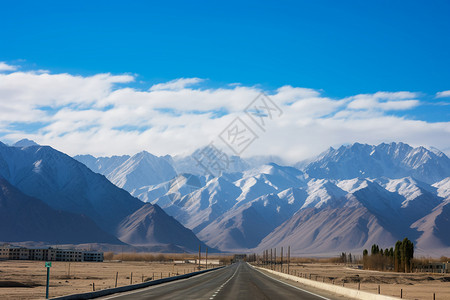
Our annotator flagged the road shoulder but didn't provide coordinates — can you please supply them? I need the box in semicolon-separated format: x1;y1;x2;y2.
253;265;356;300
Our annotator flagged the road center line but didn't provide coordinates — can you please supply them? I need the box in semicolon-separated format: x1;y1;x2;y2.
208;263;240;299
100;267;225;300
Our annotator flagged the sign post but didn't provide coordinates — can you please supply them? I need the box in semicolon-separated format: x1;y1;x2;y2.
45;262;52;299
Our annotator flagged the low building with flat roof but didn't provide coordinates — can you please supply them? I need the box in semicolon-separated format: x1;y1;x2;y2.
415;262;449;273
0;244;103;262
0;245;29;260
83;251;104;262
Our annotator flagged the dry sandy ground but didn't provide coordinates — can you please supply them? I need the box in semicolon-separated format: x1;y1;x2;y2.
2;260;449;300
0;260;211;299
261;263;450;300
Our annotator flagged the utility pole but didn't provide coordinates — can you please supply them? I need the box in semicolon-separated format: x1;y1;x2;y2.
288;246;290;274
281;247;283;272
198;245;201;270
274;248;277;271
270;248;273;270
205;247;208;269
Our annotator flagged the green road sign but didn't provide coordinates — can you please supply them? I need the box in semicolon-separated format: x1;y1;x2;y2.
45;262;51;299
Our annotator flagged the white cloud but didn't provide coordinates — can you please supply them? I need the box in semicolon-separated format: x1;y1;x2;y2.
0;66;449;162
370;91;418;100
0;62;18;72
0;72;134;108
346;91;420;111
273;86;321;104
150;78;204;91
379;100;419;110
347;98;419;111
436;90;450;98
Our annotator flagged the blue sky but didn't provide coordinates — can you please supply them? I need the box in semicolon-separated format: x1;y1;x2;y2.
2;1;450;96
0;1;449;159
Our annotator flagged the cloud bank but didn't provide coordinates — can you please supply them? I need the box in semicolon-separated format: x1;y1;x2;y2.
0;62;449;162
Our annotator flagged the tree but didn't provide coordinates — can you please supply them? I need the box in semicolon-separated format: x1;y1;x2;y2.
394;241;402;272
340;252;347;263
401;238;414;272
371;244;380;255
393;238;414;272
363;239;413;272
362;249;368;269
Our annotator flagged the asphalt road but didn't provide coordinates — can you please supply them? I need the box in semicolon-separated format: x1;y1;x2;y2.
100;262;337;300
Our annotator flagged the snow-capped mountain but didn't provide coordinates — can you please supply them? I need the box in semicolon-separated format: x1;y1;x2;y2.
197;188;309;250
304;142;450;184
117;203;210;251
376;177;442;222
107;151;177;192
0;141;143;231
71;141;450;255
75;146;279;194
172;146;251;176
146;163;307;235
0;177;122;244
76;151;177;194
12;138;39;148
256;180;420;255
0;141;212;252
75;154;130;176
138;173;206;205
433;177;450;199
172;176;243;233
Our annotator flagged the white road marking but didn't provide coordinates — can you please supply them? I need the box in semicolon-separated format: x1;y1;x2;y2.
99;267;224;300
208;263;240;299
251;264;332;300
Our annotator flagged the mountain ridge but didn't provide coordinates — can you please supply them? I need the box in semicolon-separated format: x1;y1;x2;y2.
72;142;450;255
0;142;213;252
7;140;448;255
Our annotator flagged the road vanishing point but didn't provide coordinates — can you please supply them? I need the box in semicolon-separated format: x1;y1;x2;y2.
99;262;342;300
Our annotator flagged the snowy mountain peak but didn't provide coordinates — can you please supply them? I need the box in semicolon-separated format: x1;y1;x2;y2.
336;178;371;193
303;179;346;209
429;146;446;158
0;142;144;232
134;150;158;161
304;142;450;184
432;177;450;199
106;151;177;192
12;139;39;148
68;141;450;255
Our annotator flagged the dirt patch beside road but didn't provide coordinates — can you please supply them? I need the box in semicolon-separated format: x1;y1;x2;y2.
260;263;450;300
0;260;213;299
